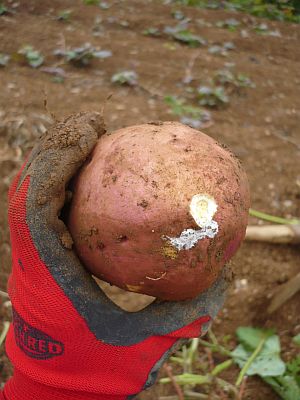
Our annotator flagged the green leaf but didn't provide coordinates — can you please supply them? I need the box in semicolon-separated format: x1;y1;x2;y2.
263;375;300;400
57;10;72;21
173;30;206;47
83;0;99;5
164;95;211;127
198;85;229;107
143;27;161;37
18;46;44;68
232;335;286;377
0;3;8;15
236;327;274;350
171;0;300;23
287;355;300;386
293;334;300;347
111;70;138;86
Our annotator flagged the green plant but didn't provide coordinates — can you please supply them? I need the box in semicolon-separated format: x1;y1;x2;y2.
111;70;138;86
173;30;206;47
233;327;300;399
17;46;44;68
164;25;207;47
171;0;300;23
215;69;255;88
164;95;211;128
249;208;300;225
293;334;300;346
57;9;72;22
216;18;241;31
82;0;110;7
208;42;235;57
54;44;112;67
83;0;99;5
0;3;8;15
0;53;9;67
171;9;186;20
142;27;161;37
160;328;300;399
197;85;229;107
160;333;238;397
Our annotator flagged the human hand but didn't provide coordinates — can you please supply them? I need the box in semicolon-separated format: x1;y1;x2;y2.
1;112;228;400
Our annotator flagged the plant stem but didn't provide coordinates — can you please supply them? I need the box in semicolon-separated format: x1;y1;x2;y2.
0;321;10;347
235;335;267;386
208;329;219;346
184;390;208;398
160;373;211;386
198;338;232;357
238;376;247;400
211;359;233;376
215;377;238;395
249;208;300;225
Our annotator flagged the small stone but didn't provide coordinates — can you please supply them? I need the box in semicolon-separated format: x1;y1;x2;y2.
283;200;293;208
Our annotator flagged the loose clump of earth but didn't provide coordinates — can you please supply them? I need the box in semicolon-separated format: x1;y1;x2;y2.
68;121;250;300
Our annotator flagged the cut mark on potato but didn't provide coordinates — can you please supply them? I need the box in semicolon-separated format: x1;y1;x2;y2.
166;194;218;251
145;272;167;281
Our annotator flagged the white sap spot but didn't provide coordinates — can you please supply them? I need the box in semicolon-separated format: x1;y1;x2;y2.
190;194;217;228
166;194;219;251
167;221;218;251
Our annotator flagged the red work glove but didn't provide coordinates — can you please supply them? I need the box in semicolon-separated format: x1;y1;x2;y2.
1;112;228;400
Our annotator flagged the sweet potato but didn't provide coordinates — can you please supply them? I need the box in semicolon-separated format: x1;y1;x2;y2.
68;122;250;300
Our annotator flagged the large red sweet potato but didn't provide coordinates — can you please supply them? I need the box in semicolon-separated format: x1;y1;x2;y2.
68;122;250;300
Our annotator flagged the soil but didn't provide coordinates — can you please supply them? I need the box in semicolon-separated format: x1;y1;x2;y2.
0;1;299;398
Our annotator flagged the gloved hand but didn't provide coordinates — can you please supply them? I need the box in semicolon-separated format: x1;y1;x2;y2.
1;112;228;400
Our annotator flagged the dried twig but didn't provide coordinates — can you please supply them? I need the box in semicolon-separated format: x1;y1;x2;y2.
163;363;184;400
268;272;300;313
237;376;247;400
183;50;201;84
0;290;9;299
0;322;10;348
245;224;300;244
205;348;214;371
272;131;300;151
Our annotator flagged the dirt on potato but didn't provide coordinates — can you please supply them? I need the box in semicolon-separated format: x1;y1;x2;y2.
0;1;299;399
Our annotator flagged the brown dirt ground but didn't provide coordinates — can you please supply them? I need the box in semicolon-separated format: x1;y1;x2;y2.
0;1;299;399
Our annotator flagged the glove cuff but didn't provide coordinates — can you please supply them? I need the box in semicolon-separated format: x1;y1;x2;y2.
2;369;126;400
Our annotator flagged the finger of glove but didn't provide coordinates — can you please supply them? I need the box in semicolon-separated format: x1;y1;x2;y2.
22;112;105;240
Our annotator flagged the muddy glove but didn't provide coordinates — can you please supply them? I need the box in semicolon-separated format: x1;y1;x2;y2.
1;112;228;400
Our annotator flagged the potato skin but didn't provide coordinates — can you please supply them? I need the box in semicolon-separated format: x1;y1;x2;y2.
68;122;250;300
